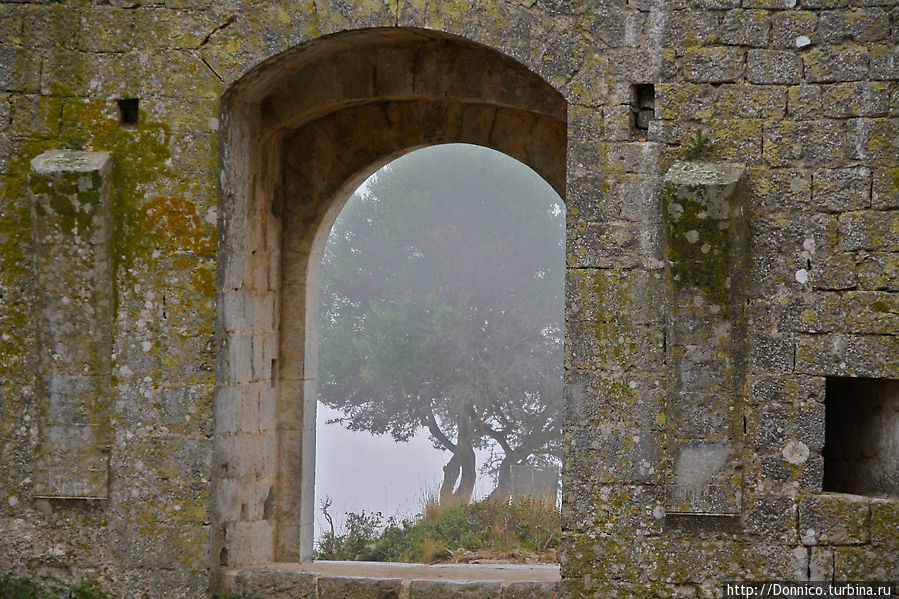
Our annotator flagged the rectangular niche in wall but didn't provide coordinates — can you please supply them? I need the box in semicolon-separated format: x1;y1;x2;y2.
823;377;899;497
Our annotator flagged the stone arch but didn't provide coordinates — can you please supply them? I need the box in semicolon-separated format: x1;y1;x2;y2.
215;27;567;567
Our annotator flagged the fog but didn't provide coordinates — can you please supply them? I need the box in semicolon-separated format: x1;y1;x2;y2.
314;404;495;538
313;144;563;544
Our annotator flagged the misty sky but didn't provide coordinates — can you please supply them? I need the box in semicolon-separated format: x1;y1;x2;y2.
314;404;496;538
313;143;563;542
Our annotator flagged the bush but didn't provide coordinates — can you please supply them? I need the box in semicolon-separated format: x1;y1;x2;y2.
315;509;388;561
314;495;560;564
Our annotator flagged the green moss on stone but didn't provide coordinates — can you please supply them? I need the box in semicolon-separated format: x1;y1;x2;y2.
663;184;735;312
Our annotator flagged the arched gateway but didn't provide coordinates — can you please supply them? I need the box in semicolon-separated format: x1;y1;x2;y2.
214;28;567;565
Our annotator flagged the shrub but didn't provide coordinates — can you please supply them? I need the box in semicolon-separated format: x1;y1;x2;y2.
314;495;560;564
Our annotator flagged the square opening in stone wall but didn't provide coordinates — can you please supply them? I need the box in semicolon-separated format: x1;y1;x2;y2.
823;376;899;497
631;84;655;135
117;98;139;128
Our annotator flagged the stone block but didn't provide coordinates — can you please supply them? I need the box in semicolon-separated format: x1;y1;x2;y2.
870;43;899;79
216;478;242;523
811;167;872;212
741;0;797;7
851;116;899;164
655;83;717;121
77;7;135;52
317;575;404;599
809;547;834;581
840;291;899;335
747;49;802;84
0;5;23;47
227;333;253;385
717;84;787;119
869;499;899;547
822;82;890;118
682;47;745;83
565;424;661;485
871;167;899;209
745;400;825;453
809;254;857;291
795;333;898;378
786;85;822;120
0;45;41;93
721;10;770;47
573;484;665;537
605;141;662;174
232;568;317;599
742;493;798;544
799;494;869;546
705;116;763;163
749;329;795;375
564;369;663;432
749;167;811;209
130;7;219;49
566;317;664;373
603;104;632;142
502;580;561;599
29;150;114;500
774;293;842;333
748;374;825;406
565;267;664;326
587;6;647;49
833;546;899;581
763;119;850;167
838;210;899;251
408;579;502;599
819;8;889;43
661;9;735;47
857;252;899;290
606;48;661;82
771;10;817;49
756;450;824;491
802;0;848;7
803;45;870;83
567;219;645;269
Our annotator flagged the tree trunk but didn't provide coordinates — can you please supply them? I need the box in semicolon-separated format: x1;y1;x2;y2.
439;452;461;504
438;419;477;505
491;455;516;499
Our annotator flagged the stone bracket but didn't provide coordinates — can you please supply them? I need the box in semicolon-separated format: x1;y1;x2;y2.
29;150;114;500
662;162;748;516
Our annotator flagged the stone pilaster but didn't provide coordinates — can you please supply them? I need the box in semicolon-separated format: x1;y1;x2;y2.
29;150;113;499
662;162;748;516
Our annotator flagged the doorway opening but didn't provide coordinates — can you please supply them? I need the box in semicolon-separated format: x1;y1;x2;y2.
216;28;567;566
313;143;564;564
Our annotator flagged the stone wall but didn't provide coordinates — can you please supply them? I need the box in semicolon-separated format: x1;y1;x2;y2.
0;1;896;598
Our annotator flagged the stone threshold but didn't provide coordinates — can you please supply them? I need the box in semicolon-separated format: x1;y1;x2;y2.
225;561;561;598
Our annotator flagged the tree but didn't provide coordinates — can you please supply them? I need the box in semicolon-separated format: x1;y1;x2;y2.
317;144;563;504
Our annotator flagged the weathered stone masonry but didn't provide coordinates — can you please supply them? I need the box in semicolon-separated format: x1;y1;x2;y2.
0;1;897;598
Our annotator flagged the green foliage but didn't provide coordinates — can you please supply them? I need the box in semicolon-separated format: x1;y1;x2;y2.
315;509;387;561
684;129;714;160
0;574;109;599
314;496;560;564
0;574;53;599
318;144;564;500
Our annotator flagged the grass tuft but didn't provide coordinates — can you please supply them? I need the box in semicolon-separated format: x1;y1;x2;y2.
314;495;560;564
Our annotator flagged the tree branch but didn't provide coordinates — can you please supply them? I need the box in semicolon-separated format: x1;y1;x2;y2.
424;410;456;452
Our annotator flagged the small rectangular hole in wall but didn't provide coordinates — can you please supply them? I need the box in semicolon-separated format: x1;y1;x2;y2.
631;83;655;136
117;98;139;128
823;376;899;497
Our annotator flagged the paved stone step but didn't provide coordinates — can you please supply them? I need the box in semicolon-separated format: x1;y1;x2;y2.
227;562;560;598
